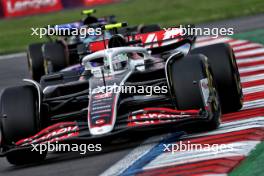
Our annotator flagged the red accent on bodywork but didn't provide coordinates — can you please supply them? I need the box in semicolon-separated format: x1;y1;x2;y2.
95;119;106;125
16;122;79;146
143;107;199;114
94;92;112;100
89;28;183;52
88;95;117;128
128;108;200;127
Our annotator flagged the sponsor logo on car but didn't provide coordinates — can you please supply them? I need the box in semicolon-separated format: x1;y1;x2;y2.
128;113;192;126
91;109;112;115
92;105;111;111
94;92;112;99
95;119;106;125
17;126;79;146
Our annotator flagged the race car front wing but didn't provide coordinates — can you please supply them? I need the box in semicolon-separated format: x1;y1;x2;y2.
0;107;214;156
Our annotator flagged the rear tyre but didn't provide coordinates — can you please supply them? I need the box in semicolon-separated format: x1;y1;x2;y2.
0;85;46;165
27;43;45;82
167;54;221;131
191;43;243;113
42;42;68;73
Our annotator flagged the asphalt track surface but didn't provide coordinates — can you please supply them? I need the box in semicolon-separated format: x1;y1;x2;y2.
0;14;264;176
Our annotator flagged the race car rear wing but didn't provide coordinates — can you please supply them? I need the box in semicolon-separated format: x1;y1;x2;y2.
88;24;196;54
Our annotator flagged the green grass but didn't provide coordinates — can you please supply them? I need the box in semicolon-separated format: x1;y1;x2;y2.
230;141;264;176
1;0;264;54
233;29;264;45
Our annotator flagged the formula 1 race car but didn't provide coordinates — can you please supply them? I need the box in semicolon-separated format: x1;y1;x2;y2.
27;9;117;81
0;27;243;165
27;11;161;82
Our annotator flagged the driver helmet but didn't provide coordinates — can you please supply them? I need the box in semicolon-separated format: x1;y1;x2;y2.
107;53;128;71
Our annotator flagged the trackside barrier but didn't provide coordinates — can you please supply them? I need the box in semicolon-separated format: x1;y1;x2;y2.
0;0;119;19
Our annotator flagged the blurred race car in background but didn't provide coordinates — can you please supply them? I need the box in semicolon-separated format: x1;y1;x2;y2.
0;24;243;165
27;9;117;81
27;10;162;82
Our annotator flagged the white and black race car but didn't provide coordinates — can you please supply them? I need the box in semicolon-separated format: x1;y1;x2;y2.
0;32;242;165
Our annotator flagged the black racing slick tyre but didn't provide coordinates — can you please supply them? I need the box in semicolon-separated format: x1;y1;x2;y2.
42;42;68;73
191;43;243;113
27;43;45;82
167;54;221;131
0;85;46;165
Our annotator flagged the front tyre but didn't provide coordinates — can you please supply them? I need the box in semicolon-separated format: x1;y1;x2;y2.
191;43;243;113
0;85;46;165
166;54;221;131
42;42;68;73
